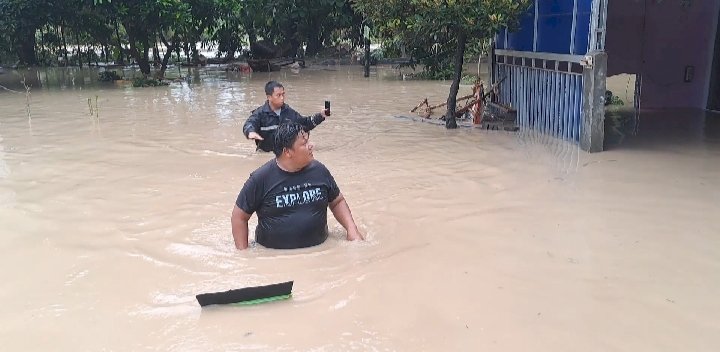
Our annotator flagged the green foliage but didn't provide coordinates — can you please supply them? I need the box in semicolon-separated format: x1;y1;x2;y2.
1;0;366;67
243;0;363;57
369;48;383;62
353;0;532;79
0;0;54;64
412;66;455;80
605;90;624;106
211;0;246;58
461;74;480;84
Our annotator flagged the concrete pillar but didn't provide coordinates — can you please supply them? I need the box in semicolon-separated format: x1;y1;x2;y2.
581;51;607;152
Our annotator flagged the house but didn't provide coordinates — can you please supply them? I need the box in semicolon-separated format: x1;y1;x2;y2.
492;0;720;152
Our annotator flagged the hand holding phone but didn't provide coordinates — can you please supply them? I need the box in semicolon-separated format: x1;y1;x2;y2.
324;100;331;116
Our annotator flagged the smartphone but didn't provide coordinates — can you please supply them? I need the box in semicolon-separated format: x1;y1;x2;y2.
324;100;331;116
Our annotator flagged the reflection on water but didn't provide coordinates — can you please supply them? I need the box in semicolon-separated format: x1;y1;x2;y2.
1;66;719;351
0;66;192;91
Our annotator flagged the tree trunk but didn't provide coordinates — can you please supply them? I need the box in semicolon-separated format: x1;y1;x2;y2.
364;37;370;77
183;42;190;63
305;25;322;57
153;35;160;66
225;44;237;61
156;33;177;80
125;24;151;75
306;37;322;57
445;30;467;129
139;41;151;75
191;42;200;64
39;26;46;64
114;21;124;64
247;29;257;50
16;27;38;66
157;48;174;79
75;31;82;68
288;38;301;59
243;11;257;50
51;26;58;61
61;22;69;65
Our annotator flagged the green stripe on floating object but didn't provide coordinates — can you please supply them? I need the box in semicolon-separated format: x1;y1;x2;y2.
231;294;292;306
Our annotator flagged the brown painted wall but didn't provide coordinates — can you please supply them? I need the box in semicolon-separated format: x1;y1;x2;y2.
606;0;720;109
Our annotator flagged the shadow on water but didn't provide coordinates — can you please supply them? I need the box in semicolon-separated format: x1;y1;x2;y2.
605;107;720;152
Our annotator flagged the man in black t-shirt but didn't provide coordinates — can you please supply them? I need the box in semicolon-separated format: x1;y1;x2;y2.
231;122;364;249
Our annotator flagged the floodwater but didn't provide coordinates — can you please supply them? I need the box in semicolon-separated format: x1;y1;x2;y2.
1;66;719;351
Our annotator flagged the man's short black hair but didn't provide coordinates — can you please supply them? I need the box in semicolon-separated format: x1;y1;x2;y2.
273;121;306;157
265;81;284;96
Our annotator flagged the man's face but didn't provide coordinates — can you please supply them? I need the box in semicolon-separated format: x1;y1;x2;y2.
287;130;314;166
267;87;285;110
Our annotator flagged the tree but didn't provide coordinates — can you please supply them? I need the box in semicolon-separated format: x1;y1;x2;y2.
92;0;209;77
282;0;353;57
241;0;362;59
0;0;55;65
354;0;531;128
211;0;247;60
0;0;367;74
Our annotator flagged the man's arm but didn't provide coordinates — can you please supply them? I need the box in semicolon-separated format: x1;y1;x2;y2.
243;109;264;140
231;205;253;249
329;193;364;241
293;109;328;131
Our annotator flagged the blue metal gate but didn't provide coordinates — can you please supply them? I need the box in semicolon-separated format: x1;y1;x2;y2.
492;0;608;151
495;51;585;142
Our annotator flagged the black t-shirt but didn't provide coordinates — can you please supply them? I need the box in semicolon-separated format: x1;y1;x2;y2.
236;159;341;249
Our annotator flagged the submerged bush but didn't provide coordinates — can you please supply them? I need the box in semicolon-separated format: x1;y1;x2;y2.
98;71;122;81
605;90;624;106
461;74;480;85
132;77;168;87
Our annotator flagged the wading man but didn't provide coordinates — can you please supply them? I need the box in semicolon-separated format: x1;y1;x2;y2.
231;122;363;249
243;81;329;152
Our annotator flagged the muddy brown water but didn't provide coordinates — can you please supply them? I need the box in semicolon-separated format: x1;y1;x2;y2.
1;66;719;351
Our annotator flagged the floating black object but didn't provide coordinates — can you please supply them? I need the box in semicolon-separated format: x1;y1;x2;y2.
196;281;293;307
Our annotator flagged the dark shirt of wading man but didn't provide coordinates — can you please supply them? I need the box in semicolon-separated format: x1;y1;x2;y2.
231;122;364;249
243;80;329;152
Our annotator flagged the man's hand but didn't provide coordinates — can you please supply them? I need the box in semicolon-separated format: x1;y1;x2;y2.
347;227;364;241
320;109;330;118
330;193;363;242
248;132;264;140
